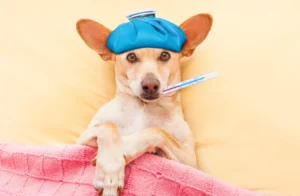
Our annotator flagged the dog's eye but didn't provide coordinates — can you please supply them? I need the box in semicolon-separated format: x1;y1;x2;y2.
159;52;171;62
126;53;138;63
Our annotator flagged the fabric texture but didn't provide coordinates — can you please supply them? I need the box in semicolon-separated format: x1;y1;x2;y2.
106;16;186;54
0;143;261;196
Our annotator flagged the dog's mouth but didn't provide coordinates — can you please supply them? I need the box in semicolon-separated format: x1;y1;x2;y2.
140;93;160;101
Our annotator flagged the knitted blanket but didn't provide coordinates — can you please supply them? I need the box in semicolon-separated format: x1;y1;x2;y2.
0;143;261;196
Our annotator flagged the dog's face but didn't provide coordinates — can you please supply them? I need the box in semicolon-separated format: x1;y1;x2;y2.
114;48;181;101
76;14;212;102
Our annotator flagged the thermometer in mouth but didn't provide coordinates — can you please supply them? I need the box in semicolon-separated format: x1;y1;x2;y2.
162;71;218;94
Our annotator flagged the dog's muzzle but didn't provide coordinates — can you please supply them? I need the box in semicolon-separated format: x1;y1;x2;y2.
140;73;160;101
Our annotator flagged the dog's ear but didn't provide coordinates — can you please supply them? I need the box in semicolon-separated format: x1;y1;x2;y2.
76;19;113;61
180;14;213;57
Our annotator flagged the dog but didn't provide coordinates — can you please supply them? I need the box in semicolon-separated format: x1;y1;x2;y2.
76;11;213;196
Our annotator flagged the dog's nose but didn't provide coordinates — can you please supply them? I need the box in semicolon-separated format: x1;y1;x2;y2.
141;76;160;94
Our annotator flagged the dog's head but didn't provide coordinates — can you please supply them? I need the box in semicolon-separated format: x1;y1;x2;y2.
76;13;212;102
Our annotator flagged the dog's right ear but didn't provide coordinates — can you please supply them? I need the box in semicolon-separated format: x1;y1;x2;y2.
180;14;213;57
76;19;113;61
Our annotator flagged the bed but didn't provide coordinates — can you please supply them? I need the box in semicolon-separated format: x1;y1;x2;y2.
0;0;299;195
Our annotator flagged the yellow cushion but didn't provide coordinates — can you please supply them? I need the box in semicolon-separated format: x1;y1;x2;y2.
0;0;299;195
182;2;300;195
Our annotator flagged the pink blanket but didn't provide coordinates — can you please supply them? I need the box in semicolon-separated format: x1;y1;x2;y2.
0;143;261;196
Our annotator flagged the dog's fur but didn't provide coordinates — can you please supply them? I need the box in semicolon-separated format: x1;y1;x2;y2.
76;13;213;196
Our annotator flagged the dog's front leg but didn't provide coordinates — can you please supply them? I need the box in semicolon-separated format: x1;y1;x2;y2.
122;127;197;168
77;123;125;196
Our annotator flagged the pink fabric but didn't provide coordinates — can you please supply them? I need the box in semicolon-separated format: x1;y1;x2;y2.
0;143;261;196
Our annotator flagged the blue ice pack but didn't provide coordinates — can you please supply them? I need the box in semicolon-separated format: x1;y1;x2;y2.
106;9;186;54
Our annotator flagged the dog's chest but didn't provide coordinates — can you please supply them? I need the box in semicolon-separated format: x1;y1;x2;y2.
117;103;173;135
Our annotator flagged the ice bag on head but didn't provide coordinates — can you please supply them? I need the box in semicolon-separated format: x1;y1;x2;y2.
106;9;187;54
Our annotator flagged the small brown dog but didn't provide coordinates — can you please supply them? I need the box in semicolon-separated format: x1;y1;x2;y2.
76;12;212;196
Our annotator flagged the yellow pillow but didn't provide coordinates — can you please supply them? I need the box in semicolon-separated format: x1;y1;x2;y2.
181;1;300;195
0;0;299;196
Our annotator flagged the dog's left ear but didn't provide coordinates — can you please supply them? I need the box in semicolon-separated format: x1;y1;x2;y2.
180;14;213;57
76;19;114;61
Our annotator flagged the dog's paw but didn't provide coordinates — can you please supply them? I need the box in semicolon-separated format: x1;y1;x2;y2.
94;169;124;196
94;149;125;196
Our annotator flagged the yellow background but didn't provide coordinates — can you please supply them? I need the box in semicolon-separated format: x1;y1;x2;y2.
0;0;299;195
